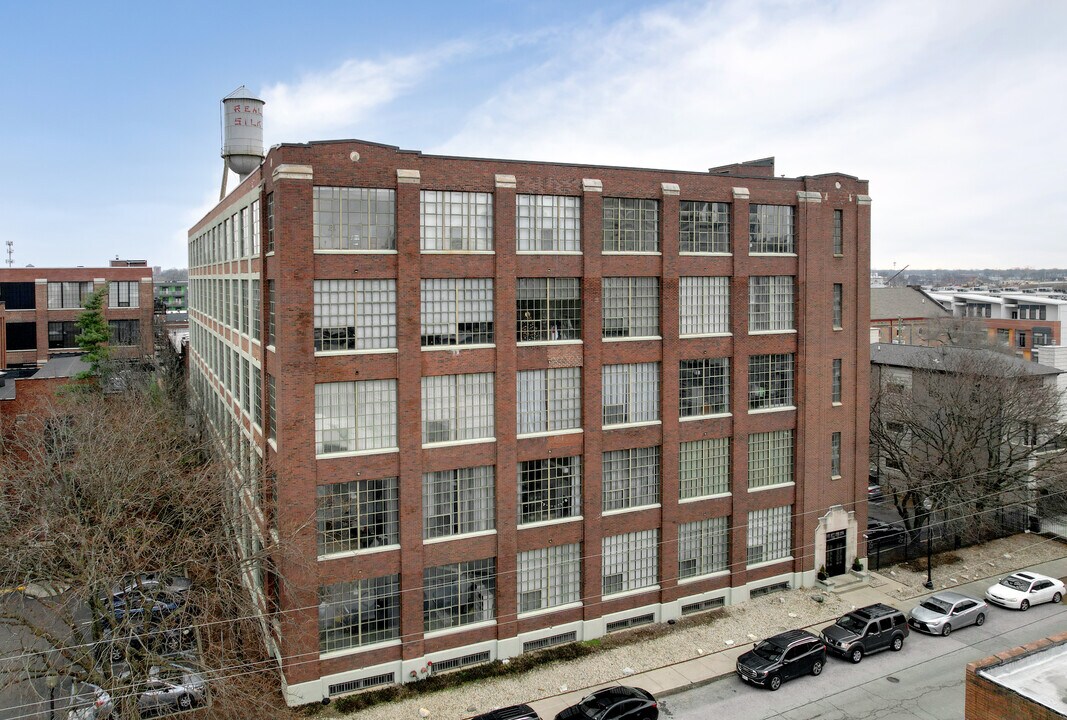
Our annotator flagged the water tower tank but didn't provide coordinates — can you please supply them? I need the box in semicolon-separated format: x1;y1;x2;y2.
221;86;264;177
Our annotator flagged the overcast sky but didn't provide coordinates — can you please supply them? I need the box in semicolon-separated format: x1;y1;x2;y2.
3;0;1064;271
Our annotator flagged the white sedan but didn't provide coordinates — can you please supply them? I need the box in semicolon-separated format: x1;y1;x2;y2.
985;571;1065;611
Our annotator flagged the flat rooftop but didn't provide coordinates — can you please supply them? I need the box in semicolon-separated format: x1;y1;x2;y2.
979;641;1067;716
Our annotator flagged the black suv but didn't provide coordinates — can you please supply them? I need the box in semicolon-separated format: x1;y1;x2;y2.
735;629;826;691
821;603;909;663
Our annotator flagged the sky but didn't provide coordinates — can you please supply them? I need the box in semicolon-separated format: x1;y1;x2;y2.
2;0;1065;271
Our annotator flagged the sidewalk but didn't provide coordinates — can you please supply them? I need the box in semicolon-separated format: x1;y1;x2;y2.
526;552;1067;719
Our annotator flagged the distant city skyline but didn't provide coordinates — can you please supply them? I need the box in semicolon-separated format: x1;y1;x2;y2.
2;0;1064;270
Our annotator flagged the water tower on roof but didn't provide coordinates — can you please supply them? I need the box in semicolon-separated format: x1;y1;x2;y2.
219;86;264;198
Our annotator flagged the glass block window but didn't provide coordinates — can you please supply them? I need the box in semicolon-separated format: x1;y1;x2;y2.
679;201;729;253
602;362;660;426
748;354;794;410
422;465;495;540
517;367;581;435
421;373;495;444
252;199;261;255
747;505;792;565
423;558;496;631
108;320;140;346
319;575;400;653
314;187;396;250
266;192;274;253
314;380;398;455
420;190;493;251
679;517;729;579
516;194;581;252
679;358;729;417
679;438;730;499
749;205;795;253
252;365;261;427
679;277;730;335
268;280;276;345
748;430;794;489
109;281;138;308
832;358;842;403
316;478;399;555
267;375;276;442
518;457;581;525
421;278;494;346
831;432;841;477
833;283;843;329
240;279;249;335
832;209;843;255
241;205;252;256
603;198;658;252
47;321;78;349
603;446;660;511
749;276;794;332
516;278;581;342
602;529;658;595
314;279;397;351
517;543;581;612
47;281;93;309
602;277;659;338
251;279;261;341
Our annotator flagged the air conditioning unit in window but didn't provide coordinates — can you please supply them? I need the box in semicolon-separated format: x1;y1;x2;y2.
603;573;624;596
425;420;453;444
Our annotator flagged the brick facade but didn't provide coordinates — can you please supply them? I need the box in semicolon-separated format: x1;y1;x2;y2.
188;140;871;704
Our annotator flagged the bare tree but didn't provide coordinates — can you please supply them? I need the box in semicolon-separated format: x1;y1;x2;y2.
0;370;297;719
871;342;1067;544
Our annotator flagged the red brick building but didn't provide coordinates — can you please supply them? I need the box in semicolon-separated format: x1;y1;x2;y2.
0;262;154;367
187;141;871;704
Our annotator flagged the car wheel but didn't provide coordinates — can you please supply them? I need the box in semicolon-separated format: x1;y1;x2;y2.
1053;592;1062;604
177;693;192;710
811;659;824;676
891;635;904;651
975;613;985;626
1020;600;1030;611
768;674;782;691
849;647;863;664
941;624;951;637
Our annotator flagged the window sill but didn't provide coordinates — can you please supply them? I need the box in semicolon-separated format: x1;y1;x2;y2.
679;492;731;504
518;515;584;530
422;437;496;449
602;335;662;343
603;503;661;517
315;348;398;357
518;601;583;620
517;428;583;440
421;344;495;352
833;327;843;332
679;332;731;339
831;474;842;480
516;339;583;347
746;556;793;571
516;250;583;256
318;544;401;562
316;446;399;460
424;619;496;640
602;584;660;600
747;406;796;415
267;439;277;452
748;329;797;335
421;250;496;255
602;251;662;256
833;253;844;258
832;402;843;407
319;638;401;661
679;251;732;257
680;412;731;422
748;482;796;494
423;529;497;545
313;249;398;254
603;420;662;431
678;569;729;586
748;252;798;258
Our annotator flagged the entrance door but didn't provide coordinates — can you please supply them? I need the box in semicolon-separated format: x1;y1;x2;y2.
826;530;847;576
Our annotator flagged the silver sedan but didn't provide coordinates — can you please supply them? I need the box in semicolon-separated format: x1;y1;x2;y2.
908;592;988;636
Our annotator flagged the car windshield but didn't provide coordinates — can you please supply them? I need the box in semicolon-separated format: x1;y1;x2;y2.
999;576;1030;592
920;599;951;614
752;641;782;662
579;693;621;717
835;614;867;633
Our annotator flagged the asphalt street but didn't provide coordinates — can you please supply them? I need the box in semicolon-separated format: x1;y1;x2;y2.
660;581;1067;719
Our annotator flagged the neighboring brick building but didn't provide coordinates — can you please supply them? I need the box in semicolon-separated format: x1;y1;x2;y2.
870;286;951;345
965;630;1067;719
187;140;871;704
0;264;154;367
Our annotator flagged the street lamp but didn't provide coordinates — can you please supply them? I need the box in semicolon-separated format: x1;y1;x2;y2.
923;497;934;590
45;669;58;720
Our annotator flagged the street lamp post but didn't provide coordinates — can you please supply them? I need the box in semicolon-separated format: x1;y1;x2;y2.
923;497;934;590
46;669;58;720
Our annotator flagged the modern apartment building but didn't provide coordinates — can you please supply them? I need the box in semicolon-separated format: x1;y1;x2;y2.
186;140;871;704
154;279;189;312
0;264;154;367
927;291;1067;359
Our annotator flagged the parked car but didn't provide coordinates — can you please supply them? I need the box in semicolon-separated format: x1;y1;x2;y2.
735;629;826;691
985;571;1065;611
471;704;541;720
67;684;115;720
136;663;207;715
99;574;191;626
867;483;884;503
553;686;658;720
821;603;909;663
908;592;987;636
864;521;904;547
